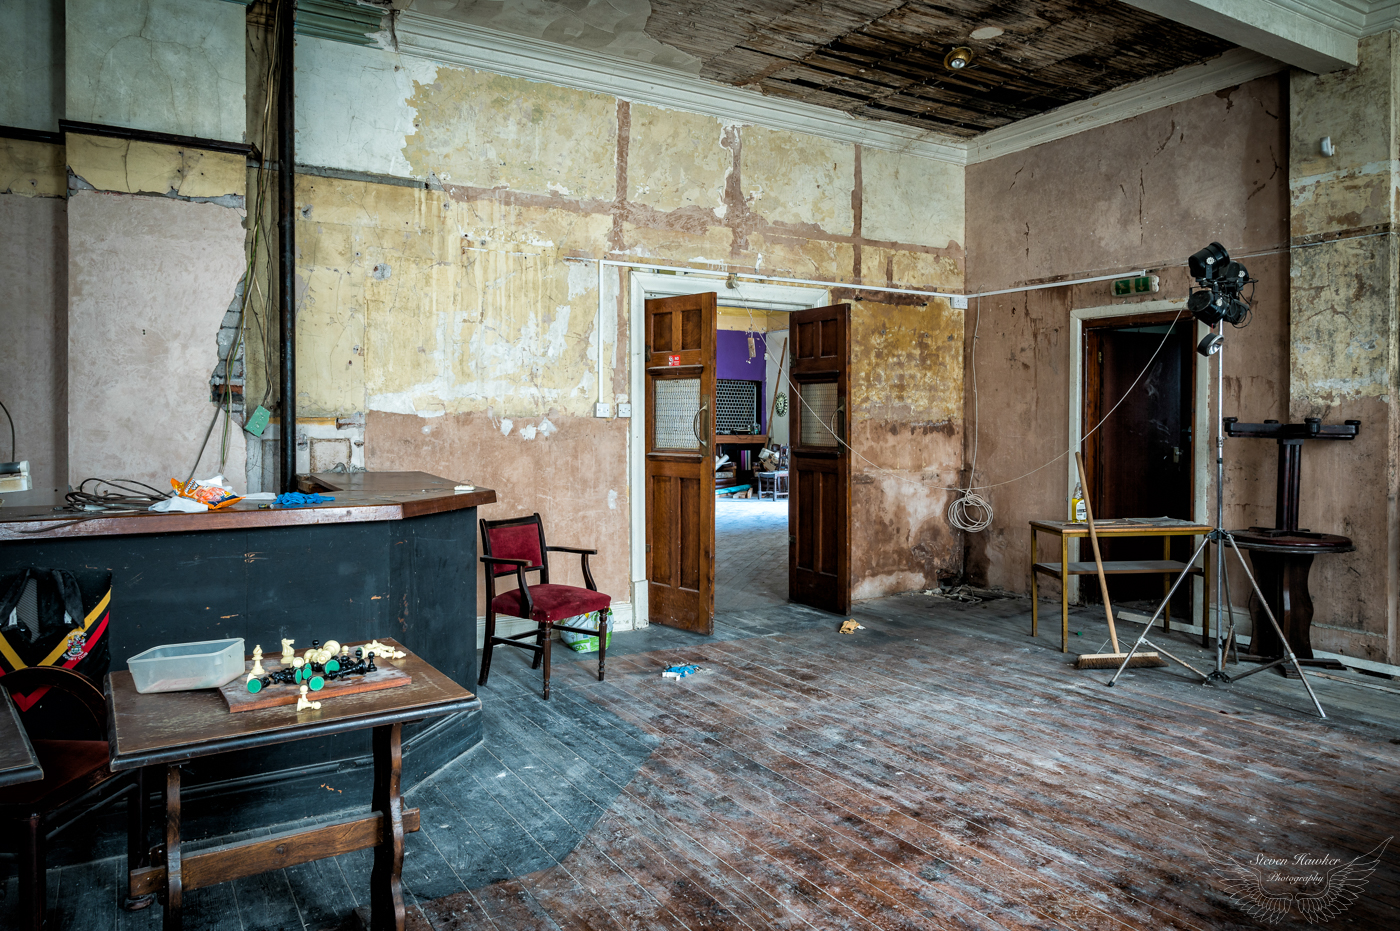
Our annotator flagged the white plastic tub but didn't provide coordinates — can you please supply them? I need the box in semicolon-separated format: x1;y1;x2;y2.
127;638;245;693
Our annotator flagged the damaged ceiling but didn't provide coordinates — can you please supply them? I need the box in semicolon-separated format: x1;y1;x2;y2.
410;0;1236;138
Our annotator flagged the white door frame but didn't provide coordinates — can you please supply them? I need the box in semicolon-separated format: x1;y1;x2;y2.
1066;299;1209;604
626;271;830;625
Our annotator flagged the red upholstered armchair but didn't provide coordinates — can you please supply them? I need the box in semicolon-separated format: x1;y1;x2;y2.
478;513;611;699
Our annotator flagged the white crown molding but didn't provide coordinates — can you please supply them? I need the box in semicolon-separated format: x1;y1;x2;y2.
395;13;1296;169
965;48;1286;165
394;12;969;166
1363;0;1400;33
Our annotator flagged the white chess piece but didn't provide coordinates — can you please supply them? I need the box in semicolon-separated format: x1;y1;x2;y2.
251;645;265;677
281;639;295;664
324;640;340;658
297;684;321;711
292;656;305;670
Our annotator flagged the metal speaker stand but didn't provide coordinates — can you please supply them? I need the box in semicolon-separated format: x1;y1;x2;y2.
1103;334;1326;718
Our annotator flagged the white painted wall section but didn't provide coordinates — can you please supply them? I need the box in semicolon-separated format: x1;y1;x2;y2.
66;0;245;141
296;35;436;178
0;0;64;132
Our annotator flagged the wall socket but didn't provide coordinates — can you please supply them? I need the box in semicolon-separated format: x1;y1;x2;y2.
617;403;632;418
594;402;612;418
950;295;969;309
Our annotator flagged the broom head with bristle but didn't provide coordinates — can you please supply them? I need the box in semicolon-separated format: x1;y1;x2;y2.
1076;651;1168;669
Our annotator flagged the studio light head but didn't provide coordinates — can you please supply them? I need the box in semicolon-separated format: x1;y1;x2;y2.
1188;242;1254;328
1188;242;1230;281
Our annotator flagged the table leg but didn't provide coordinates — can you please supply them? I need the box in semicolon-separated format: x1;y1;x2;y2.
371;723;406;931
124;766;155;910
1030;528;1038;638
1060;534;1070;653
163;765;182;931
1162;536;1172;631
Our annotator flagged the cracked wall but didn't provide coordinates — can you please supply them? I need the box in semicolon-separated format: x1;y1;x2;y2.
966;75;1296;640
65;0;246;142
1289;32;1400;664
66;134;249;488
280;43;966;609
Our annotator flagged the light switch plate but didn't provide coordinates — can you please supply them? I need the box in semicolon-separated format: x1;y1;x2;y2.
594;402;612;418
617;403;632;418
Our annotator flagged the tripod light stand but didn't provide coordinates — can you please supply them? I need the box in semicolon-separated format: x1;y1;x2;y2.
1101;242;1327;718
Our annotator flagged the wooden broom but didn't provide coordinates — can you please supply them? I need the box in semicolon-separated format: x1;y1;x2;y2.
1073;451;1165;669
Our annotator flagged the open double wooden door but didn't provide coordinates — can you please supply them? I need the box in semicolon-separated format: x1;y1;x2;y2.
643;294;850;631
644;293;716;634
788;303;852;615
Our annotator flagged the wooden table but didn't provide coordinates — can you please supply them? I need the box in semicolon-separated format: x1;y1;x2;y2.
106;639;479;931
3;472;495;830
1030;518;1213;652
0;687;42;788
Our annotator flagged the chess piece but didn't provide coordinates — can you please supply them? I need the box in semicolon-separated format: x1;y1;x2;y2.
297;684;321;711
324;640;340;658
251;645;265;677
281;638;295;664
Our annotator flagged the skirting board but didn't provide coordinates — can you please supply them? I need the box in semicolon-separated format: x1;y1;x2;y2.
1117;609;1400;679
476;603;635;651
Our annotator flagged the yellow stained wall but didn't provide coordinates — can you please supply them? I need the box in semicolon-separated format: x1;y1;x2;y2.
273;66;966;609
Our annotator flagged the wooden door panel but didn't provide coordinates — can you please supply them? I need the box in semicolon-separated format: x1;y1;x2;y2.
645;293;716;634
788;303;851;615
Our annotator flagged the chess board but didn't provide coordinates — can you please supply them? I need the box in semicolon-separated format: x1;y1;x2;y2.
219;659;411;712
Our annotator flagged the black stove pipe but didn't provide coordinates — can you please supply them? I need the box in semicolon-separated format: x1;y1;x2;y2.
277;0;297;492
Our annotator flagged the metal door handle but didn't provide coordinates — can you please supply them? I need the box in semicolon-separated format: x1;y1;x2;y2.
692;402;709;449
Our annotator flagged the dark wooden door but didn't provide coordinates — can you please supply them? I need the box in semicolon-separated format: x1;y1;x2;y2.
1084;314;1194;602
788;303;851;615
645;293;716;633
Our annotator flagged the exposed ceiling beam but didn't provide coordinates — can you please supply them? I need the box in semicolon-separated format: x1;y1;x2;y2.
1119;0;1363;71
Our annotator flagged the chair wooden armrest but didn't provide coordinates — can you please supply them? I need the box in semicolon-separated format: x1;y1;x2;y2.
546;546;597;590
480;556;534;615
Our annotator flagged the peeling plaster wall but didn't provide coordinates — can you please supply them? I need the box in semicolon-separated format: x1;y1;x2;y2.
280;55;966;607
65;0;246;142
966;76;1292;622
66;136;248;489
1289;32;1400;664
0;141;68;497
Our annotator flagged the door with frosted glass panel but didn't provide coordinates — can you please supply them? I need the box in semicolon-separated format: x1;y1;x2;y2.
644;293;716;633
788;303;851;615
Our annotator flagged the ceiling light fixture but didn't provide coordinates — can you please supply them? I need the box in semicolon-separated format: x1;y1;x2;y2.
944;47;974;71
969;26;1003;40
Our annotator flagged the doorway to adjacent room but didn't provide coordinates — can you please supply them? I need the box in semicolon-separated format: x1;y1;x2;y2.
629;273;851;632
1081;307;1199;610
713;304;791;613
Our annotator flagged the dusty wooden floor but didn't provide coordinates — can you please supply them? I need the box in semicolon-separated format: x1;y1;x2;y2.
6;593;1399;930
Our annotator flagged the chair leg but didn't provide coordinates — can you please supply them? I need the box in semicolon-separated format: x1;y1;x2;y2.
18;812;44;931
542;627;552;700
597;607;608;683
478;609;497;687
530;620;547;670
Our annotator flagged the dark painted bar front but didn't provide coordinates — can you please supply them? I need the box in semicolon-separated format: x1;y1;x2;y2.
0;471;495;845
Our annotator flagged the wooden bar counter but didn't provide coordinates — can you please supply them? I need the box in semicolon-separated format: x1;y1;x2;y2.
0;472;495;832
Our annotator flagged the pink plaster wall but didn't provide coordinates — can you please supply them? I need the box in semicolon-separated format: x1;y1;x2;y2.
0;194;67;496
964;76;1293;617
66;192;248;489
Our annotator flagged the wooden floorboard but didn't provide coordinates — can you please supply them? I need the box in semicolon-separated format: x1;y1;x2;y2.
6;593;1399;931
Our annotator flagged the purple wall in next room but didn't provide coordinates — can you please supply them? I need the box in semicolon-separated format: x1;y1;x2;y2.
716;330;767;432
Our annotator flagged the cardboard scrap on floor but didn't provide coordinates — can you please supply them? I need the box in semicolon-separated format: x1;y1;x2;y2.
839;619;865;634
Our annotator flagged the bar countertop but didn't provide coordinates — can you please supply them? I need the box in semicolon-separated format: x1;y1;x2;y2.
0;471;497;541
